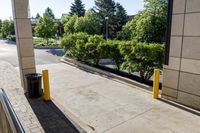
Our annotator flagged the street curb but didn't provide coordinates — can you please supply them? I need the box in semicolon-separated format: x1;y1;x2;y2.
60;57;153;92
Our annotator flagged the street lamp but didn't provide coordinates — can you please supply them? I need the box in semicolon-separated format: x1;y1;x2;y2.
105;17;109;40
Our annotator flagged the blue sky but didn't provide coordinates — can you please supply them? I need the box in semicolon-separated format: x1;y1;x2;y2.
0;0;144;20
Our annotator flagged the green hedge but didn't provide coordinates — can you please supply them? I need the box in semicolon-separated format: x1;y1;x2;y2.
61;33;164;80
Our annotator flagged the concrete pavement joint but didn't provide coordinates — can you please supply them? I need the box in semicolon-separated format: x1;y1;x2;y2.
101;107;155;133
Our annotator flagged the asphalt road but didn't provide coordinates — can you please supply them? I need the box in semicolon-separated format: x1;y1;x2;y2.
0;40;64;67
0;39;162;82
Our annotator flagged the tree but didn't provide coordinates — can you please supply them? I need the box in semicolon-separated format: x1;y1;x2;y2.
45;7;55;18
69;0;86;17
62;15;78;34
35;13;41;19
94;0;116;38
115;3;128;32
35;8;57;45
93;0;127;39
119;0;168;43
74;16;85;32
134;0;168;43
1;20;15;38
61;12;101;35
83;12;101;35
0;19;2;31
75;12;101;34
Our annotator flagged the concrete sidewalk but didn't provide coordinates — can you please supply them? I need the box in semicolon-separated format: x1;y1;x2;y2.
0;61;44;133
36;63;200;133
0;61;81;133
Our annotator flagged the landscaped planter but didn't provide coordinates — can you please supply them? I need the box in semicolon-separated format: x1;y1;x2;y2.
61;57;162;91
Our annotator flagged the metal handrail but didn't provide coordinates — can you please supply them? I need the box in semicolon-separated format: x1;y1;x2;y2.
0;88;25;133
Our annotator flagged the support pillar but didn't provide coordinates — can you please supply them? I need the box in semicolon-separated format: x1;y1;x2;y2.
11;0;36;92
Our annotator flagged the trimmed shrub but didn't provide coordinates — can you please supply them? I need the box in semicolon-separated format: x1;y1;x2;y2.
75;40;87;61
61;32;89;58
7;35;16;42
85;35;105;65
61;32;164;81
98;40;123;70
121;43;164;80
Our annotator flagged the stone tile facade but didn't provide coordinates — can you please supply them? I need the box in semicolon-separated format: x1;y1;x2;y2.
11;0;36;91
162;0;200;110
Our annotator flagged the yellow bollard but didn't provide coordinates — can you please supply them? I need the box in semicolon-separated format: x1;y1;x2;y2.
153;69;160;99
42;70;51;101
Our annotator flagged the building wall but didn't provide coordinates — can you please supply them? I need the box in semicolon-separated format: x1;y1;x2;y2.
162;0;200;110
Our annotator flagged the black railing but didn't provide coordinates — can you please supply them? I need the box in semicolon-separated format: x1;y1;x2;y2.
0;88;25;133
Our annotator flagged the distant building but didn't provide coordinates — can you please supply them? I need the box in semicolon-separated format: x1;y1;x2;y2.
30;18;61;26
127;15;135;21
61;13;68;18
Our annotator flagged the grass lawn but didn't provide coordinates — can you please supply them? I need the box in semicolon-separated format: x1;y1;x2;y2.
33;37;61;47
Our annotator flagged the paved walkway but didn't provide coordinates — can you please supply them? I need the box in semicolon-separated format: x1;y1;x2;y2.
1;61;200;133
0;40;64;67
0;61;81;133
36;63;200;133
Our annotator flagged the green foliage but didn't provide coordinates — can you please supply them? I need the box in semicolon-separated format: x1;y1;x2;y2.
61;32;89;58
81;12;101;34
35;8;58;45
61;32;164;81
1;20;15;38
134;11;167;43
85;35;105;65
121;43;164;80
75;39;87;61
33;38;44;44
94;0;116;20
61;33;104;65
36;13;41;19
98;40;123;69
69;0;86;17
61;12;101;35
45;7;55;18
118;40;137;56
7;35;16;42
74;16;85;32
62;15;78;34
119;0;168;43
34;38;60;46
93;0;128;39
117;19;136;40
0;19;2;32
115;3;128;31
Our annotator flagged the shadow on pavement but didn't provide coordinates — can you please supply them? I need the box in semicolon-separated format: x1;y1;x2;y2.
47;49;65;57
4;40;16;45
27;97;81;133
158;98;200;116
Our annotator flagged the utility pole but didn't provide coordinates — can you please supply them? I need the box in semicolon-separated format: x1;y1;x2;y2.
105;17;109;40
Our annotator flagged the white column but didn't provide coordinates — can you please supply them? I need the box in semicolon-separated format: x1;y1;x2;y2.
11;0;36;92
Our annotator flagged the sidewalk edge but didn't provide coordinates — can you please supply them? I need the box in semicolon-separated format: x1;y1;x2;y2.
60;57;153;92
